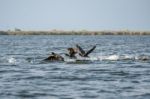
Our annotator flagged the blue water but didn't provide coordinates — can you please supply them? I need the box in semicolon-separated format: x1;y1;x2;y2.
0;35;150;99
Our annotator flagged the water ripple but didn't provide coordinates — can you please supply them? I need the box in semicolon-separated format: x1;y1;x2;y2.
1;35;150;99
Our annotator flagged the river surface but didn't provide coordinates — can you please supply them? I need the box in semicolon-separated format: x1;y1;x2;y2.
0;35;150;99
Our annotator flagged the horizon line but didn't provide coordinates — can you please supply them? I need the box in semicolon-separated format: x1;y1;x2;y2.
1;29;150;32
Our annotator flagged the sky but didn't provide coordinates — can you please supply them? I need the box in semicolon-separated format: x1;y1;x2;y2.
0;0;150;31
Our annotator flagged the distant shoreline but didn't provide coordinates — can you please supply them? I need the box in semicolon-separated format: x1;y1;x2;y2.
0;30;150;35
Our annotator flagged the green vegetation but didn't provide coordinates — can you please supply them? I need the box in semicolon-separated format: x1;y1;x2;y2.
0;30;150;35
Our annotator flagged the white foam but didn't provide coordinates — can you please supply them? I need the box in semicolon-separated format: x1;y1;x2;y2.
8;57;17;64
89;56;99;61
105;55;119;61
124;55;133;59
97;55;119;61
65;59;76;62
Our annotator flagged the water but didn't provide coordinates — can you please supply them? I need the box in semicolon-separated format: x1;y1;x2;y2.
0;35;150;99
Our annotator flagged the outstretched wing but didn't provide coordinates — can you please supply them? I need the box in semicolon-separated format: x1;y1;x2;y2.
84;45;96;57
65;53;70;57
76;44;86;56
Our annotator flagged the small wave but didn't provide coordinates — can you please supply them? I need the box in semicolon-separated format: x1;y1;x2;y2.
104;55;120;61
5;56;31;65
97;55;120;61
65;57;95;64
0;56;19;64
65;59;76;63
97;54;150;61
64;55;121;64
8;57;17;64
63;54;150;64
2;54;149;65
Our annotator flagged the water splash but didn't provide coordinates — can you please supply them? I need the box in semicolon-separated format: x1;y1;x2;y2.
62;54;150;64
3;54;149;65
97;55;120;61
105;55;119;61
86;54;150;62
7;57;17;64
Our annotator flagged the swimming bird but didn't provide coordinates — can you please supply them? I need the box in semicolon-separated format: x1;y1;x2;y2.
65;47;77;58
44;52;64;61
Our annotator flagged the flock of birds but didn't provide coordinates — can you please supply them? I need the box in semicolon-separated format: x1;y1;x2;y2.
42;44;150;63
43;44;96;62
